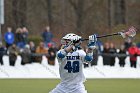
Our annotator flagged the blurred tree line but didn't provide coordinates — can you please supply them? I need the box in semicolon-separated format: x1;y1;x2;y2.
2;0;140;45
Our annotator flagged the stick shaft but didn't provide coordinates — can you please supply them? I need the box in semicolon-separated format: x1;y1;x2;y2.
82;26;136;41
82;33;119;41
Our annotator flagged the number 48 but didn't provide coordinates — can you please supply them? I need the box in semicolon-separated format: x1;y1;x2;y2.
64;61;79;73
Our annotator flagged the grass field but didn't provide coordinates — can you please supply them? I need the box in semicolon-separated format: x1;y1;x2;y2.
0;79;139;93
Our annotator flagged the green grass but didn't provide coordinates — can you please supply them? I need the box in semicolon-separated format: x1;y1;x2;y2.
0;79;140;93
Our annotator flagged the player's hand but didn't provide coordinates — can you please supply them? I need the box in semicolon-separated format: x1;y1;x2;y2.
88;34;97;49
71;35;81;42
70;35;82;46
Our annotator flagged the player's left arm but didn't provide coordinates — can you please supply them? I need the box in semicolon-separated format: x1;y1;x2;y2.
84;34;97;62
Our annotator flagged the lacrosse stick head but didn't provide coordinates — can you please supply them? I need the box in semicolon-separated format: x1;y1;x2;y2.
125;26;137;37
118;26;137;38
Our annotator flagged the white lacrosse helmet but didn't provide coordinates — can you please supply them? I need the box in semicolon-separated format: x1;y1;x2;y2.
61;33;81;46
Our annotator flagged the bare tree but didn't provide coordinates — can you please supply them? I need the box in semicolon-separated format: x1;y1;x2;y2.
68;0;85;34
12;0;27;29
40;0;53;28
47;0;53;27
19;0;27;27
113;0;126;25
12;0;18;28
108;0;112;28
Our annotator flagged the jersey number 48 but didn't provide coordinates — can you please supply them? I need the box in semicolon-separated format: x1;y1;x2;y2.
64;61;79;73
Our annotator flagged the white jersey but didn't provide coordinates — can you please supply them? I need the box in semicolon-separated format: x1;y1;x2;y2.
57;49;86;86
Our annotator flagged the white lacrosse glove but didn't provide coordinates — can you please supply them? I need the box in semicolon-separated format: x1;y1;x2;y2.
69;35;82;51
88;34;97;49
71;35;81;41
70;35;82;46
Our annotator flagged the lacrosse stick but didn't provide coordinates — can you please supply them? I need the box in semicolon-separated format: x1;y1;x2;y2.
82;26;137;41
82;26;137;77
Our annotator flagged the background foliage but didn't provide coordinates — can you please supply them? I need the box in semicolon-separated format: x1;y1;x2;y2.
2;0;140;46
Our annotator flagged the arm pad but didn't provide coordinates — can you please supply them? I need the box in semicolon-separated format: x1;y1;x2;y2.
84;54;93;62
84;53;93;62
57;49;67;59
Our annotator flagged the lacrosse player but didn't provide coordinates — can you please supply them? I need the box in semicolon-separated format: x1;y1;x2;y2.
49;33;97;93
